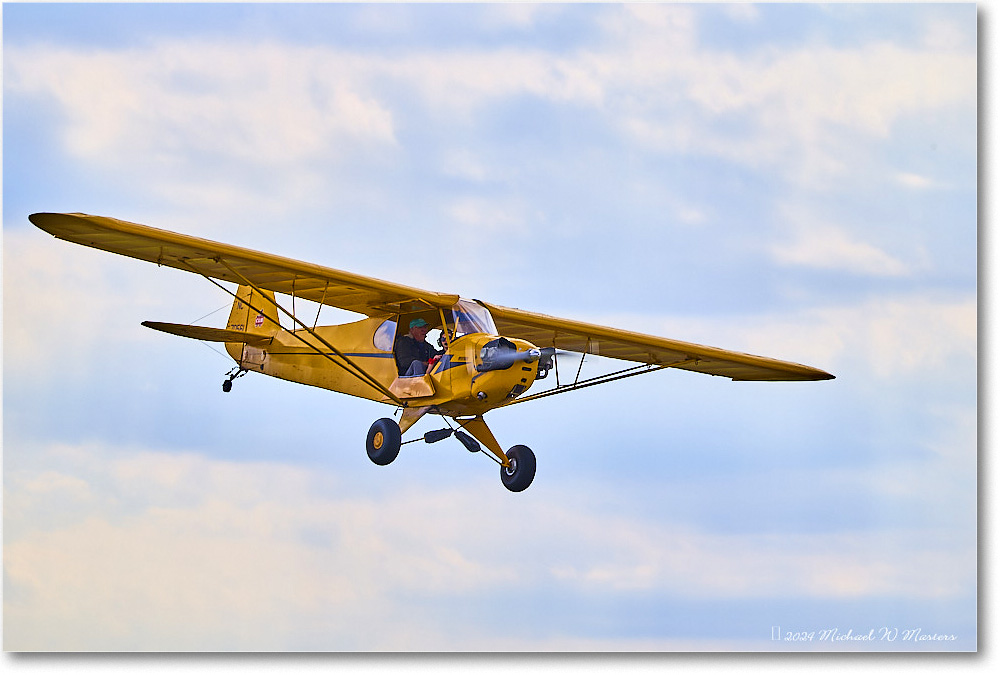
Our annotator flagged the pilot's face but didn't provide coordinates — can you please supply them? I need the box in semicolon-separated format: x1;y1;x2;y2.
412;325;430;340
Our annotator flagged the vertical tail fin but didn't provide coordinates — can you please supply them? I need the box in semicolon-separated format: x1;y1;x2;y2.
224;285;281;364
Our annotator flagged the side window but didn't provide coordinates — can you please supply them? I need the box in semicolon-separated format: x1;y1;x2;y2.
373;319;397;352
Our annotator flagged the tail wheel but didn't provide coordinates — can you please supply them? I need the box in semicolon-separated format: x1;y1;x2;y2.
366;418;401;466
500;445;535;492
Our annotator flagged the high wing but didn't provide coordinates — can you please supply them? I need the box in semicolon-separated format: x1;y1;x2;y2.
482;302;834;382
29;213;458;316
31;212;833;382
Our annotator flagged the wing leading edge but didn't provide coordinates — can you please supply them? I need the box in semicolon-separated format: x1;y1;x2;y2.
31;212;833;382
29;212;458;316
482;303;834;382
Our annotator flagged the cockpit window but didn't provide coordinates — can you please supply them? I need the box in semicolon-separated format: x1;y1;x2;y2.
373;319;397;352
451;299;497;337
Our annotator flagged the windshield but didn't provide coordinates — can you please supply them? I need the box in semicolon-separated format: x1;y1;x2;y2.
451;299;496;337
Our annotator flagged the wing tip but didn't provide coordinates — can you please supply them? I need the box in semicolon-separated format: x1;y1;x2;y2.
805;367;836;381
28;212;52;230
731;368;836;382
28;211;92;233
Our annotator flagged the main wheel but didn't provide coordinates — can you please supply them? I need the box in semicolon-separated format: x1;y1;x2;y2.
500;445;536;492
366;418;401;466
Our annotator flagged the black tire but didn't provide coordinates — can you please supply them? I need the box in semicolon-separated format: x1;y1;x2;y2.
500;445;535;492
366;418;401;466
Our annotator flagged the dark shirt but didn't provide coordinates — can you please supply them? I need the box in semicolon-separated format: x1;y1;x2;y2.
394;334;443;375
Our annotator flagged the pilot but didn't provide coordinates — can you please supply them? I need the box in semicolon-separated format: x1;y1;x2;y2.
394;318;443;377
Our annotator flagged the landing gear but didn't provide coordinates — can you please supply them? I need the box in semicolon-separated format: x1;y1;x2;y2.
366;418;401;466
222;367;247;392
500;445;536;492
364;413;535;490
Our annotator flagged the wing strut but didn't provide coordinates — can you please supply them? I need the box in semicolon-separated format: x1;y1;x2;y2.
504;358;698;407
312;281;330;329
179;257;406;406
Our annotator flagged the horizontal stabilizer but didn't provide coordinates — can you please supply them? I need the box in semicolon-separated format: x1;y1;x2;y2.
141;321;272;345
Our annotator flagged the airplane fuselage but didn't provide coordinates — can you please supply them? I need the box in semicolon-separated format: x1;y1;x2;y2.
225;315;544;418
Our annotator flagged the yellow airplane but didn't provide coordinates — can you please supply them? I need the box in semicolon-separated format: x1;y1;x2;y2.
30;212;834;492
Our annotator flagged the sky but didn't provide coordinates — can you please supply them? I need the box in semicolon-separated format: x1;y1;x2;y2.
2;0;980;659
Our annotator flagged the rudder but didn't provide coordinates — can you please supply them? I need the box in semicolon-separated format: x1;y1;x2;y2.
224;285;281;363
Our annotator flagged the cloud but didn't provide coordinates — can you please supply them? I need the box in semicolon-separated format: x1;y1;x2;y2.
480;2;557;30
445;196;537;237
2;228;218;382
596;16;975;184
4;441;975;650
6;42;397;166
771;223;910;277
803;295;976;379
598;291;974;382
4;11;975;208
895;172;941;190
4;41;399;219
722;4;762;24
549;526;969;600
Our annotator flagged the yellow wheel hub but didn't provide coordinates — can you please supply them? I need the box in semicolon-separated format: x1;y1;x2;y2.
373;431;384;450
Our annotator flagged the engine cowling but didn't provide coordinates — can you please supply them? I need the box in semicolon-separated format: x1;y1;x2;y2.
470;337;549;403
477;338;553;375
